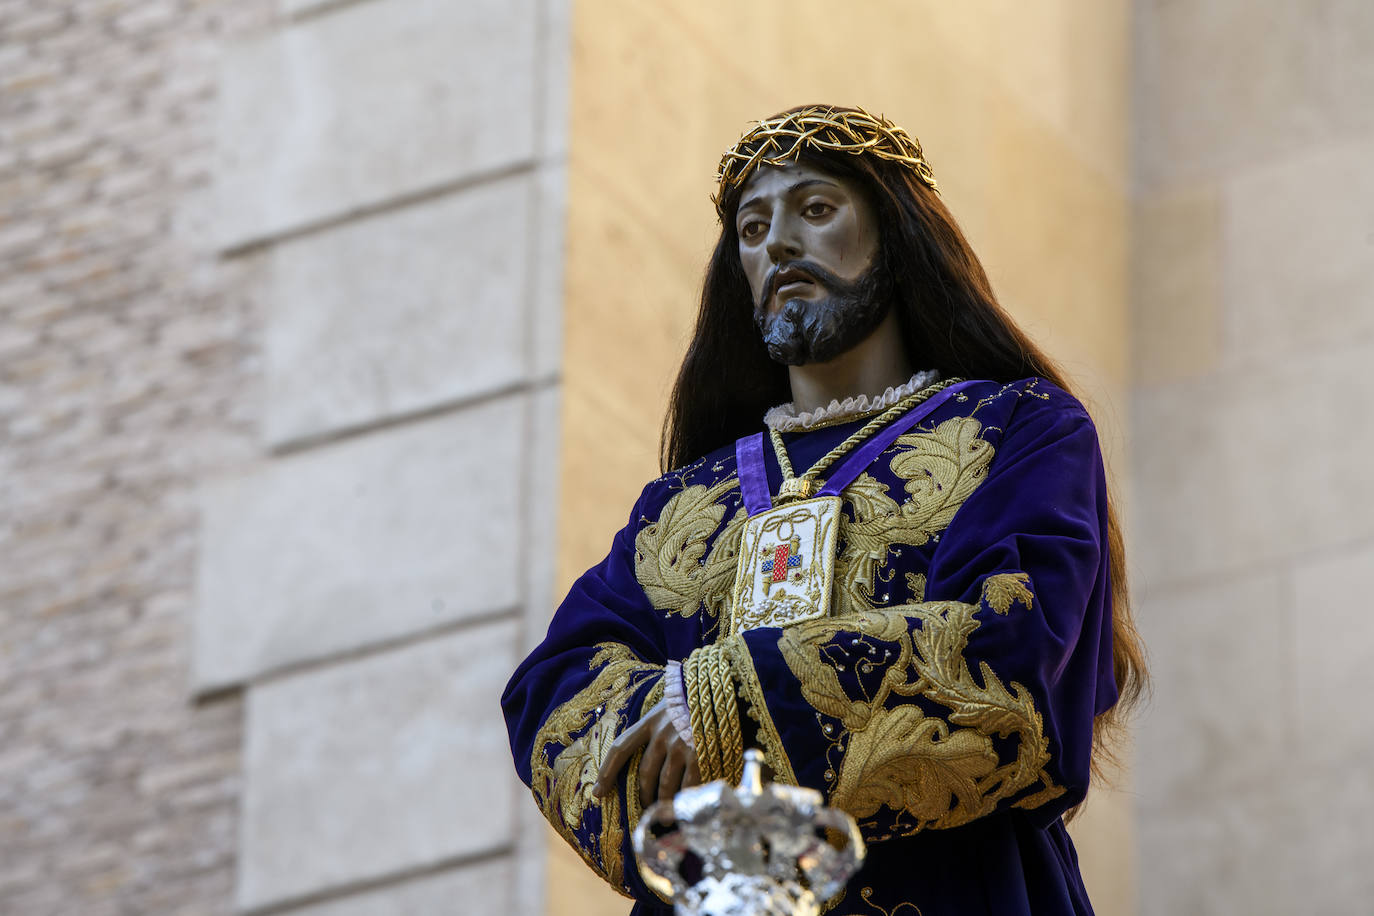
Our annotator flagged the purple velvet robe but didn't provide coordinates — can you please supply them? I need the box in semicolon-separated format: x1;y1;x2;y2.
502;378;1118;915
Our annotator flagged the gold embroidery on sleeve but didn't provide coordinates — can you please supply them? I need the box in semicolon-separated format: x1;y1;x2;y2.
778;575;1063;834
627;678;675;906
529;644;661;896
634;477;746;620
834;418;995;617
983;572;1033;615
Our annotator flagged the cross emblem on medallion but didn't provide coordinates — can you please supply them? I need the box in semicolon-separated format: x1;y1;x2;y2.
759;537;804;595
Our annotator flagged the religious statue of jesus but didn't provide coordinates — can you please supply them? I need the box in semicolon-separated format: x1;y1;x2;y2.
502;105;1147;916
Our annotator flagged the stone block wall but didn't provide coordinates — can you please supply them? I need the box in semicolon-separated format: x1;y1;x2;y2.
1;0;567;913
198;0;569;913
1131;2;1374;913
0;3;274;914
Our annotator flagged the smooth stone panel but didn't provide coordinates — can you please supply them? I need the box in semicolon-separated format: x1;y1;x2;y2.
216;0;536;247
1134;573;1286;810
1225;137;1374;363
280;0;343;16
529;163;568;383
1136;0;1374;188
1131;186;1222;384
266;858;512;916
520;383;561;654
237;621;519;910
921;0;1131;186
262;179;531;446
194;396;523;691
1292;542;1374;766
1138;782;1302;916
1292;757;1374;915
1132;343;1374;587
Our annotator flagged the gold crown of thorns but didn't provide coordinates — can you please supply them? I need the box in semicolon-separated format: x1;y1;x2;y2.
714;106;939;214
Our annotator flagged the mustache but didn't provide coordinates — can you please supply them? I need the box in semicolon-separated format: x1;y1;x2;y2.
752;259;893;366
758;259;860;310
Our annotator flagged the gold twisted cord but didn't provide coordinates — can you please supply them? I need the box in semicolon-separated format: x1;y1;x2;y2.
682;656;712;778
705;649;738;784
712;649;744;784
700;651;725;782
686;650;725;782
769;378;962;492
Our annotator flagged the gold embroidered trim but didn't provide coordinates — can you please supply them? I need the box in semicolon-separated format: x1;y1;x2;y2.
720;635;800;788
728;496;841;636
625;677;666;835
984;571;1032;616
625;678;673;906
778;574;1063;835
834;417;995;618
529;644;661;897
634;477;746;622
842;888;925;916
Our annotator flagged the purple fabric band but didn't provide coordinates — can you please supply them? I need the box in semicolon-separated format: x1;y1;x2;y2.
818;380;975;497
736;431;773;516
735;380;976;514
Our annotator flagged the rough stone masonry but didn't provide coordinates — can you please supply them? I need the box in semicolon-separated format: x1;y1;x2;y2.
0;2;273;913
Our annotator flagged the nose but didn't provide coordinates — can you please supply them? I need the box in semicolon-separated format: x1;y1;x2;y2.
764;212;803;263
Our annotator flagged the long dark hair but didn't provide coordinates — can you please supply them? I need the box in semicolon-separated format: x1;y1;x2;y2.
662;113;1147;777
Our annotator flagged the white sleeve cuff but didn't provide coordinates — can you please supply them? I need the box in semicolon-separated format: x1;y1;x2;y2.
663;660;695;750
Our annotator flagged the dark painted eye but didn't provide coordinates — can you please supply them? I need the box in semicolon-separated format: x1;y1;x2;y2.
803;201;834;218
739;220;766;240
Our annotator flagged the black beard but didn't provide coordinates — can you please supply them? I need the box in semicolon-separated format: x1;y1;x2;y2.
753;260;893;366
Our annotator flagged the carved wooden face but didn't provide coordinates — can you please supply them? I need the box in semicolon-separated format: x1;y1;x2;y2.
734;160;887;365
735;159;881;315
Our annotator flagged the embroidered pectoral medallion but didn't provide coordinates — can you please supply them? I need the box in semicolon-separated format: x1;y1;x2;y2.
728;496;841;635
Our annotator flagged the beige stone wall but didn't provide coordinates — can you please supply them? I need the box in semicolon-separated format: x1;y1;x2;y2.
554;2;1136;914
199;1;570;912
1;1;568;913
1132;3;1374;913
0;3;273;912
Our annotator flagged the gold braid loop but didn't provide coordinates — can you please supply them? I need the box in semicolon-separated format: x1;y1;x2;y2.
710;648;744;785
770;378;963;502
684;644;744;784
683;654;719;781
715;105;938;215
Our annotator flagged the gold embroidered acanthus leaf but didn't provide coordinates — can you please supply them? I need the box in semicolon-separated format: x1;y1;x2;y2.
779;608;914;732
634;477;745;619
831;704;997;821
834;418;995;617
530;643;660;895
779;575;1064;834
984;572;1033;615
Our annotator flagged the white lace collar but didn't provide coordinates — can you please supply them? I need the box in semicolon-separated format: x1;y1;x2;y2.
763;370;941;433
